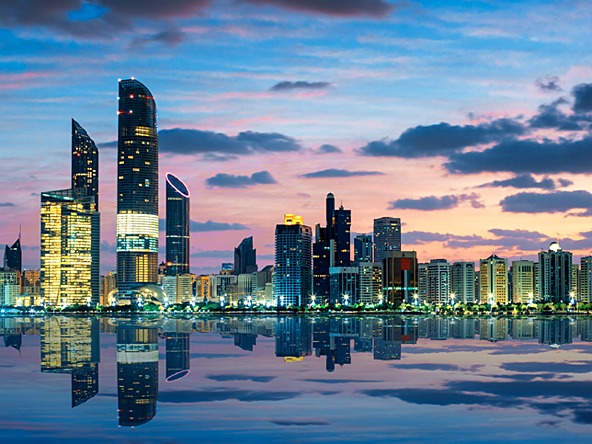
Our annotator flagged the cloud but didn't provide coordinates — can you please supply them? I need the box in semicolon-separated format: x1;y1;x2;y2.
528;97;589;131
301;168;383;178
315;144;342;154
572;83;592;113
500;190;592;215
159;129;302;156
205;170;277;188
158;389;299;403
206;374;276;383
271;420;330;426
445;137;592;175
190;220;250;231
389;193;483;211
357;118;527;158
0;202;15;207
130;28;186;48
501;361;592;374
0;0;211;38
242;0;394;18
270;81;331;92
535;76;562;92
477;174;559;190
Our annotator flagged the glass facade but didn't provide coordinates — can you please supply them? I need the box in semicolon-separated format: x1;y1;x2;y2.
117;79;159;291
40;189;100;306
373;217;402;263
165;173;190;276
72;119;99;207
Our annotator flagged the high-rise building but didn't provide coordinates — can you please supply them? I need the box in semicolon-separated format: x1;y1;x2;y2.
512;260;534;304
373;217;401;263
451;262;475;304
538;242;572;303
354;234;373;263
418;263;428;303
580;256;592;303
329;266;359;305
426;259;450;304
116;78;159;293
358;262;382;305
0;269;20;306
4;234;21;273
117;324;158;427
479;255;508;304
234;236;257;275
382;251;418;306
72;119;99;207
313;193;351;303
274;214;312;307
165;173;190;276
40;188;100;306
334;205;351;266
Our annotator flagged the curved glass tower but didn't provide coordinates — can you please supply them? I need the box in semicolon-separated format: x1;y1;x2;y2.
72;119;99;207
165;172;190;276
116;79;159;292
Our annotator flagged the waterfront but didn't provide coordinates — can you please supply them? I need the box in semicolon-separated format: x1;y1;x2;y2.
1;315;592;443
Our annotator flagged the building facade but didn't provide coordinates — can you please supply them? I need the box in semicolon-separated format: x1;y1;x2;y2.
165;173;190;276
382;251;418;306
426;259;451;304
234;236;257;275
274;214;312;307
512;260;534;304
373;217;401;263
116;79;159;293
479;255;508;304
451;261;475;304
354;234;373;263
538;242;572;303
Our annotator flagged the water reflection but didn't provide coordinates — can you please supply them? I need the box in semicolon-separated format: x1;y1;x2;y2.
0;315;591;431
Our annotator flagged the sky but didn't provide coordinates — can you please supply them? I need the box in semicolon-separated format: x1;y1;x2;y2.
2;0;592;274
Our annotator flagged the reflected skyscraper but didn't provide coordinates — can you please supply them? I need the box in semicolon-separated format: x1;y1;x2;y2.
116;79;159;292
275;317;312;359
40;317;100;407
117;324;158;426
165;172;190;276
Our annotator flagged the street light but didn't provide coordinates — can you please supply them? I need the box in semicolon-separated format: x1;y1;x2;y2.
413;293;419;306
569;291;576;306
488;293;494;306
310;294;317;306
450;292;456;306
220;295;225;307
528;292;534;305
247;295;252;308
343;293;350;306
280;295;285;307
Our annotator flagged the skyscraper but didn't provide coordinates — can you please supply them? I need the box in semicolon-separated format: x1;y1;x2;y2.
512;260;534;303
313;193;351;303
354;234;373;263
234;236;257;275
3;234;21;273
373;217;401;263
382;251;418;305
165;172;190;276
479;255;508;304
40;188;100;305
117;78;159;293
580;256;592;303
274;214;312;307
538;242;572;303
451;261;475;303
426;259;450;304
72;119;99;207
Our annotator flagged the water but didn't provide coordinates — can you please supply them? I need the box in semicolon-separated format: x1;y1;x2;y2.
1;315;592;443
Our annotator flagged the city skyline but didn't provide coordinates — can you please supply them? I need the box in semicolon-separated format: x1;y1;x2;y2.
3;1;592;274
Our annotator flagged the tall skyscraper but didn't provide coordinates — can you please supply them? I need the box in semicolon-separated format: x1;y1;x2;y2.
117;78;159;293
72;119;99;207
333;205;351;266
451;262;475;303
538;242;572;303
313;193;351;303
165;172;190;276
117;324;159;427
373;217;401;263
354;234;373;263
40;188;100;305
274;214;312;307
3;233;21;273
479;255;508;304
234;236;257;275
512;260;534;303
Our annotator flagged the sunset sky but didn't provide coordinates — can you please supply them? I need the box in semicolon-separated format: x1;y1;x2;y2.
2;0;592;274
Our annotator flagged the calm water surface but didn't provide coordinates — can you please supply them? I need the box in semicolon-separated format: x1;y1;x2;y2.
1;315;592;443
